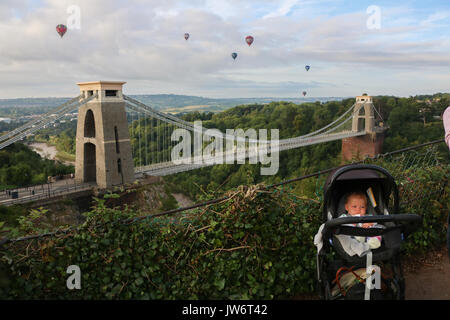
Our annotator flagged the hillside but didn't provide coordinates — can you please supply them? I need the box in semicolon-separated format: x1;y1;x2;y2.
0;94;344;117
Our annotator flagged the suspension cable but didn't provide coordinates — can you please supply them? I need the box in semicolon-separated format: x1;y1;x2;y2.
0;94;97;150
0;95;82;143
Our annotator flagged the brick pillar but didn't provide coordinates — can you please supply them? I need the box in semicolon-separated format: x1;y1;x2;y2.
342;132;384;162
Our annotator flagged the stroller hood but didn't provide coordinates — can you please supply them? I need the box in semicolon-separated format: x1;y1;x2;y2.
322;164;399;221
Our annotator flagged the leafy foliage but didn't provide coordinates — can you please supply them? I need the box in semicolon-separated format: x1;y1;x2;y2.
0;144;73;189
0;164;447;299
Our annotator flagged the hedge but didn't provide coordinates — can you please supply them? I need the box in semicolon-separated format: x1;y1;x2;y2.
0;165;448;299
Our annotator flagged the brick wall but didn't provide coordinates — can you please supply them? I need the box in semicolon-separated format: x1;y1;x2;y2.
342;133;384;162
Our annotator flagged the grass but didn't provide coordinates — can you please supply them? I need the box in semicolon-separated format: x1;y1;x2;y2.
56;151;75;163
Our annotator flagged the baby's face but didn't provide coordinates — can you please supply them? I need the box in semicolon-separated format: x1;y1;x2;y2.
345;196;367;216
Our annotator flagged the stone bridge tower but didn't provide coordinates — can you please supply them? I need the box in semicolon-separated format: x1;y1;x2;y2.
342;95;386;162
75;81;135;188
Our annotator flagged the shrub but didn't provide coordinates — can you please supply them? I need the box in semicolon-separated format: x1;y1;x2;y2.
0;165;447;299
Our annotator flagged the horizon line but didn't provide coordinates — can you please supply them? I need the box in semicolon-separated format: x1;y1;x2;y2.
1;92;448;101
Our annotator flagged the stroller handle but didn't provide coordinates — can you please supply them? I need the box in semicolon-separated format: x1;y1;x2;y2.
322;214;422;238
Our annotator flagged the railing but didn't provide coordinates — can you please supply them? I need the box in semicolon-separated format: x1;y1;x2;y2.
0;180;94;206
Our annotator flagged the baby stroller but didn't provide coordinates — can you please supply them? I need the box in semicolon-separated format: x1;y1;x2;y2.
315;164;422;300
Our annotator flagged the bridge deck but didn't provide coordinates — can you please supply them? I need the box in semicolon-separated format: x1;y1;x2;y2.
134;130;366;177
0;179;95;207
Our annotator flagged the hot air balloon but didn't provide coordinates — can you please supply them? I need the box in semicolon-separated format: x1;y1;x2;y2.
302;91;307;96
231;52;237;60
305;65;310;71
245;35;254;46
184;33;189;40
56;24;67;38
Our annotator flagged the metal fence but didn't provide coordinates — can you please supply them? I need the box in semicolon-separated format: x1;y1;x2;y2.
1;179;94;207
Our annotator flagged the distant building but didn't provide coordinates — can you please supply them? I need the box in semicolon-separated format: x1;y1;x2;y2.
0;117;12;123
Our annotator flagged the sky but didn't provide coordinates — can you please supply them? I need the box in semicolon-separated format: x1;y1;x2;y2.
0;0;449;99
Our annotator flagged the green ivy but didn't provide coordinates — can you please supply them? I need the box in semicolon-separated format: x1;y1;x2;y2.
0;165;447;299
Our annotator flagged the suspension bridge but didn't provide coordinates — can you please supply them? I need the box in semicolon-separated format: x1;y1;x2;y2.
0;81;385;204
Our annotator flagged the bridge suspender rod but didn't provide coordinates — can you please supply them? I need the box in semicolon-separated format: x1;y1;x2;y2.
145;113;148;166
158;118;160;164
124;98;266;144
165;123;167;164
129;108;133;165
138;110;142;167
151;115;153;165
312;104;365;137
124;102;192;130
125;96;359;145
279;103;363;145
124;98;361;151
124;95;195;130
165;123;168;162
126;94;355;136
124;101;198;164
293;102;357;139
134;111;137;167
125;98;264;144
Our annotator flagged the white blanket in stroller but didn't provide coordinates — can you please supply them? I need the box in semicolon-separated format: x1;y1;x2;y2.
314;221;383;257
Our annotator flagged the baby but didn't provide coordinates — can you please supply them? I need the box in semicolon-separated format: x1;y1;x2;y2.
342;191;382;250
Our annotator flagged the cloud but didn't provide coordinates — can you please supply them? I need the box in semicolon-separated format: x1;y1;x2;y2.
0;0;448;98
420;11;450;28
263;0;299;19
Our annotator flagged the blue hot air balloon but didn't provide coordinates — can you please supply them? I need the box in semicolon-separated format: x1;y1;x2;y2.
305;65;310;71
231;52;237;60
